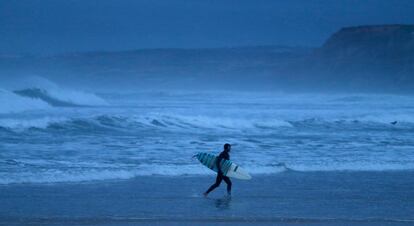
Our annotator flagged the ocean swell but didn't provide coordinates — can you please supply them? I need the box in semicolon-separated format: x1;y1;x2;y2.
0;89;51;114
1;113;413;133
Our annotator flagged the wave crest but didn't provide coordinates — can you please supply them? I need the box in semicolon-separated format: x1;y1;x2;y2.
14;88;107;107
2;113;414;132
0;114;294;132
0;89;51;114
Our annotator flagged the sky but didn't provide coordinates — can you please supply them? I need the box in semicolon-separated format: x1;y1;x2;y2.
1;0;414;54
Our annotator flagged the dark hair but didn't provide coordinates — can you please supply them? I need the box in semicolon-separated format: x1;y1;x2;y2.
224;143;231;150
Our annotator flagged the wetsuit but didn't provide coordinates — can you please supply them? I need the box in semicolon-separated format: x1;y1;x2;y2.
205;150;232;194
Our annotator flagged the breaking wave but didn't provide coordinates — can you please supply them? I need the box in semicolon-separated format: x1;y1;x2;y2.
13;88;106;107
0;114;292;131
1;159;413;185
0;89;51;114
0;78;107;114
1;91;414;185
1;113;413;133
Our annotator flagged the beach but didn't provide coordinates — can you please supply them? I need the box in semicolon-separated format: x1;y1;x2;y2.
1;91;414;225
2;1;414;225
1;171;413;225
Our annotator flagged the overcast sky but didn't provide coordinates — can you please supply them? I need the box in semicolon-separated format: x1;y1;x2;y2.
1;0;414;54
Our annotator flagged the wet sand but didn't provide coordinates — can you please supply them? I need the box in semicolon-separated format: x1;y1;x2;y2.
1;171;413;225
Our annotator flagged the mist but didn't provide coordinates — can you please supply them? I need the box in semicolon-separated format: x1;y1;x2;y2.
1;0;414;93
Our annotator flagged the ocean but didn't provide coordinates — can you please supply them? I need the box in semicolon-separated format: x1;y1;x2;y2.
1;87;413;185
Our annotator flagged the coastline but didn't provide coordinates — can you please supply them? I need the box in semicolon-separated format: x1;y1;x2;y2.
1;171;413;225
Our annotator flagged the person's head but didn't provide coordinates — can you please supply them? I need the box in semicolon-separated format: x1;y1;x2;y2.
224;143;231;152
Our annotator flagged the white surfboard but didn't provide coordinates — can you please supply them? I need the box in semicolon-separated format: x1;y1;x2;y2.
194;152;252;180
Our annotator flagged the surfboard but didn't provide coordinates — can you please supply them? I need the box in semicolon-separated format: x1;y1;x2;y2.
194;152;252;180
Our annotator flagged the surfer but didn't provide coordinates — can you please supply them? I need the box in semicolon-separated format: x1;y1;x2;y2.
204;143;232;197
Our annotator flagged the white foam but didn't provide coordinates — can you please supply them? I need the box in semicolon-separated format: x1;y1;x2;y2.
12;76;108;106
0;89;51;114
1;161;413;185
285;162;414;172
47;88;108;106
0;164;209;185
0;117;67;130
131;114;292;130
1;92;414;185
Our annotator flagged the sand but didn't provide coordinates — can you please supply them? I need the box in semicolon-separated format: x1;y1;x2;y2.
1;171;413;225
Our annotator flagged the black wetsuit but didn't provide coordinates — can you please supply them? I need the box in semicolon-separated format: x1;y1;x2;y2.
205;150;232;194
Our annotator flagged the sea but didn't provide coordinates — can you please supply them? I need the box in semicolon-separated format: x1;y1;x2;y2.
1;84;414;185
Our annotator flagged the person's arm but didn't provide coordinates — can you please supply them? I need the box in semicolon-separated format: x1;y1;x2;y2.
216;155;223;174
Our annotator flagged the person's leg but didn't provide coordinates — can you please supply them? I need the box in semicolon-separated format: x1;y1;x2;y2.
204;173;223;195
223;176;232;195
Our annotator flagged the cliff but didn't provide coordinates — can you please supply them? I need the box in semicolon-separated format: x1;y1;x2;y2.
305;25;414;92
321;24;414;57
